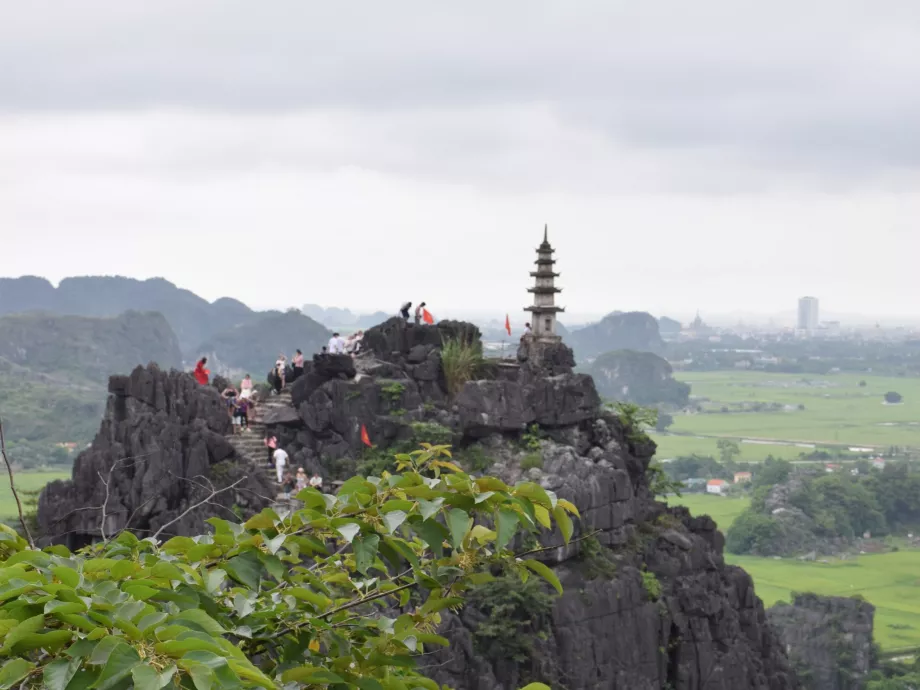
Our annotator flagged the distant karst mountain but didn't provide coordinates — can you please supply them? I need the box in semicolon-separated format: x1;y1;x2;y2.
0;276;331;372
0;311;181;454
568;311;664;361
0;276;335;457
583;349;690;407
0;275;256;355
301;303;391;329
197;310;331;376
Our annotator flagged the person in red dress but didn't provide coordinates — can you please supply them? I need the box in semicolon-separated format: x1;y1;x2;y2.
193;357;210;385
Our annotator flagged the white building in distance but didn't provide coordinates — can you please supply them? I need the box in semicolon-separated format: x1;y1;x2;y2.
797;296;819;332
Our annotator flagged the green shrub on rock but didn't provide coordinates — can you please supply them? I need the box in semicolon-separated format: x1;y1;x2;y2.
0;445;576;689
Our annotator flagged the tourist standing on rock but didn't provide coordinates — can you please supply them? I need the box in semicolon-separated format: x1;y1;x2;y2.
523;322;533;338
274;354;287;391
264;434;277;465
291;349;304;381
328;332;346;354
414;302;427;325
234;398;249;432
273;446;288;483
193;357;209;385
345;330;364;356
399;301;412;320
239;374;254;400
295;468;308;491
282;470;296;498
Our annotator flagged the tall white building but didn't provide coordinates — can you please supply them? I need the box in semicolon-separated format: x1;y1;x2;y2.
797;296;819;331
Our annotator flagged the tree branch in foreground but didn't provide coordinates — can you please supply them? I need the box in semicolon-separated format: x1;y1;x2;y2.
0;417;36;549
151;477;246;541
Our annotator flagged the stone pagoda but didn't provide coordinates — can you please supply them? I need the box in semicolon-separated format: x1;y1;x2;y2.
525;224;564;341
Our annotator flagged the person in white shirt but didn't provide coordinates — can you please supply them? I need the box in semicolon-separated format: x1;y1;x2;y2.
273;448;288;483
309;473;323;491
328;332;346;354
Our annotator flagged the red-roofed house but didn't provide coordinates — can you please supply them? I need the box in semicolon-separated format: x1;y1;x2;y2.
734;471;752;484
707;479;728;495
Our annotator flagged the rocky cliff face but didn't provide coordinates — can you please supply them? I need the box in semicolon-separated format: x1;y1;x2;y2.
36;317;797;688
265;318;796;689
768;594;875;690
37;364;274;549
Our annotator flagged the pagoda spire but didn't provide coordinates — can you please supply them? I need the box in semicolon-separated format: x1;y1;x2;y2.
524;224;564;340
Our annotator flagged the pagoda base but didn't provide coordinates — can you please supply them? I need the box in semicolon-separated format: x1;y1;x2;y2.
516;335;575;375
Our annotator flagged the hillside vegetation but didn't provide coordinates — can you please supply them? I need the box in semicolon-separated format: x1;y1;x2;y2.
0;311;182;466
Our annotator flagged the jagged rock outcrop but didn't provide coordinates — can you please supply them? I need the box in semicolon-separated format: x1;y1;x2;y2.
768;594;875;690
36;316;798;689
37;364;274;549
422;424;796;690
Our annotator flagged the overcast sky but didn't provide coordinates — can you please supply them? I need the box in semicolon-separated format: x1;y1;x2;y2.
2;1;919;323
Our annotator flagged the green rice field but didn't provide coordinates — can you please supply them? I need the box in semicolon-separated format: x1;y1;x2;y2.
651;371;920;461
667;493;920;651
0;471;69;525
667;494;750;530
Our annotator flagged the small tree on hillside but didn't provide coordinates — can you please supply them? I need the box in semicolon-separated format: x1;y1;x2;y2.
885;391;903;404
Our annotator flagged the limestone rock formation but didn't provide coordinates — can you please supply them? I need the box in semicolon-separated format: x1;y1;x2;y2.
36;316;798;689
37;364;274;549
584;348;691;406
422;423;796;690
768;594;875;690
569;310;665;361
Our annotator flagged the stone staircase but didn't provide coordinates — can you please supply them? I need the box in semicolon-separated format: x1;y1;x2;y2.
226;389;295;495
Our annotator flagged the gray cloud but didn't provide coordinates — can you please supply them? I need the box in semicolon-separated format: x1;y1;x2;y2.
2;1;920;178
2;1;920;319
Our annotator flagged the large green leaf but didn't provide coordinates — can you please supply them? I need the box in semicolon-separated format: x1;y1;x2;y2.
552;505;574;544
223;551;262;589
173;609;226;636
180;652;241;690
446;509;471;550
513;482;553;510
383;510;408;534
417;498;444;521
353;534;381;575
0;613;42;655
335;522;361;544
51;565;80;588
521;559;563;595
495;509;519;551
281;666;346;683
89;640;141;690
131;664;176;690
0;658;35;689
10;630;73;655
415;521;448;558
519;684;552;690
42;657;81;690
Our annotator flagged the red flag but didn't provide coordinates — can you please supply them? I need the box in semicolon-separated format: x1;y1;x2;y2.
422;309;434;325
505;314;511;336
361;424;372;447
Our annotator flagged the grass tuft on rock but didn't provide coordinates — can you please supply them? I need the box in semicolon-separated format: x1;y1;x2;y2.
441;336;485;397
